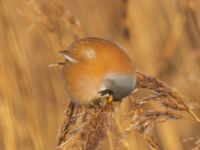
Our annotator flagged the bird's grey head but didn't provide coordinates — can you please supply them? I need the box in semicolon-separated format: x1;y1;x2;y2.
99;74;136;100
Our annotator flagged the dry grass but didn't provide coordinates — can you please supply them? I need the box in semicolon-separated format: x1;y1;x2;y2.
57;102;114;150
56;71;200;150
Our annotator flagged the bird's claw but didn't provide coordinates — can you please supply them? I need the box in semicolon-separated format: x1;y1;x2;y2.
107;95;113;104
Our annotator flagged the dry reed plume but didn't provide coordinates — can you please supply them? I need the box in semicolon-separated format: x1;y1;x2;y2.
56;71;200;150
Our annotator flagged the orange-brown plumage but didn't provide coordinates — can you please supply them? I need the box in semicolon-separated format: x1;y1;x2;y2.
61;37;136;104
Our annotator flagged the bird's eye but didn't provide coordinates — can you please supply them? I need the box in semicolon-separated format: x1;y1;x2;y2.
98;89;114;96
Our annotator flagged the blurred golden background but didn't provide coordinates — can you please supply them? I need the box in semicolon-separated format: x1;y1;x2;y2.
1;0;200;149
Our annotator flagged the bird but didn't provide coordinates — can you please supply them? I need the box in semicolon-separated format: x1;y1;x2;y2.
59;37;136;105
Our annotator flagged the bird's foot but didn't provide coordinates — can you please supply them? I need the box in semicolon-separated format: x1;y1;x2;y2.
107;95;113;104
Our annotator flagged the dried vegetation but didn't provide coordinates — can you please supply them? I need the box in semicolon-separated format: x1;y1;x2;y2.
56;71;200;150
